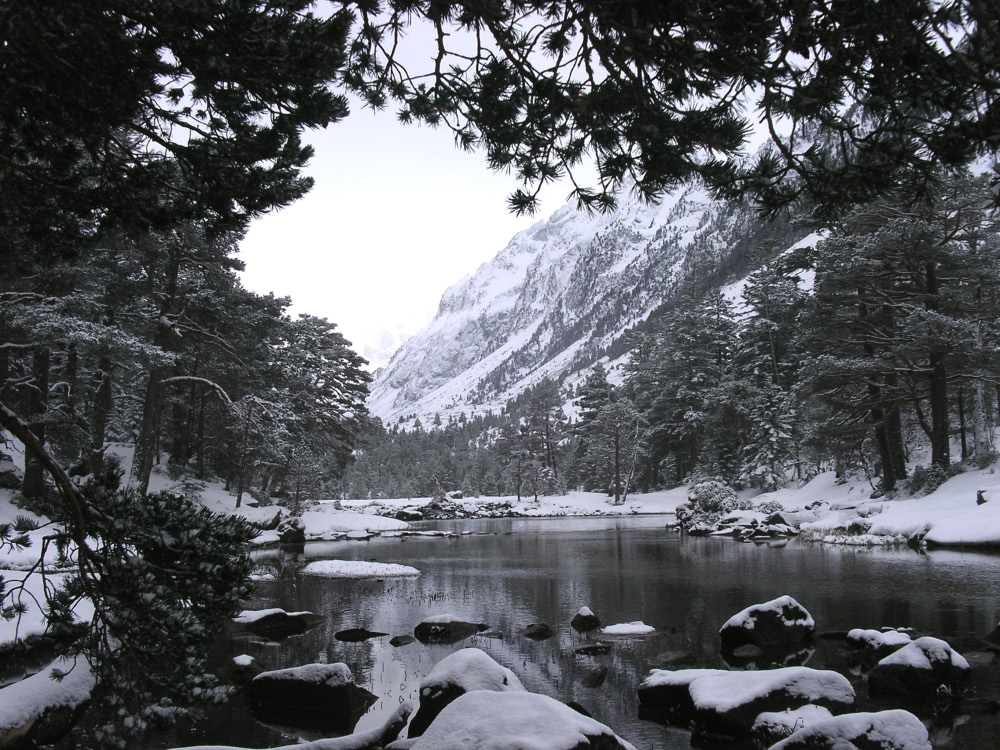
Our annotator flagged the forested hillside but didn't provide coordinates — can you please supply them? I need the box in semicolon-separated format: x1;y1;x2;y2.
349;173;1000;502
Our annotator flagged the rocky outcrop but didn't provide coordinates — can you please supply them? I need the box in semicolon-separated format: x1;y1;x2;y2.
246;663;377;732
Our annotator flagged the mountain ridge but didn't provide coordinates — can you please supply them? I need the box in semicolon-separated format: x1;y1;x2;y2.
369;181;805;426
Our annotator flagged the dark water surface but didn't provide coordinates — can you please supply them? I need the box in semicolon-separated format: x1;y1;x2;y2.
141;515;1000;749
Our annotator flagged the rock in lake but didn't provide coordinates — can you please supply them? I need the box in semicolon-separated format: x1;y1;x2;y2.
232;608;316;640
522;623;555;640
581;666;608;688
390;634;415;647
406;691;636;750
571;606;602;632
770;709;931;750
845;628;912;659
868;636;971;698
638;666;854;737
719;595;815;651
751;704;834;746
576;642;613;656
407;648;525;737
414;614;488;644
335;627;388;642
246;663;376;732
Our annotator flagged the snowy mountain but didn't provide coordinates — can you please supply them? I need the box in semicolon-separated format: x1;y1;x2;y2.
369;181;805;425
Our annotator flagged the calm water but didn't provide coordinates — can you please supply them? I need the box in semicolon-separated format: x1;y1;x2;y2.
139;516;1000;749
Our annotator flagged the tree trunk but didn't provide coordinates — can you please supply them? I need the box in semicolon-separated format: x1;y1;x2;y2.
196;393;207;478
87;354;113;477
613;430;621;505
925;261;950;468
130;365;166;494
236;400;254;508
958;388;968;462
866;393;897;493
22;347;50;499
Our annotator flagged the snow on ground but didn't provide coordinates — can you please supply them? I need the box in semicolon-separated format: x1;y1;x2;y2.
0;570;94;648
341;487;689;519
300;560;421;578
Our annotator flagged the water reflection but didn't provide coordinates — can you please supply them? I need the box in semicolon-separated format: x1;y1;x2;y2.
133;516;1000;749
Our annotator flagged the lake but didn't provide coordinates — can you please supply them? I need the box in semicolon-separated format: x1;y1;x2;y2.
138;515;1000;749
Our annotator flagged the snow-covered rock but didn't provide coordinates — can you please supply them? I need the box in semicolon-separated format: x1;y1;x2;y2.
600;621;656;636
638;667;855;736
845;628;912;658
719;595;816;651
770;709;932;750
408;648;525;737
570;606;601;632
300;559;421;578
406;690;637;750
232;608;316;640
868;636;971;697
0;658;94;749
246;663;376;732
752;704;834;745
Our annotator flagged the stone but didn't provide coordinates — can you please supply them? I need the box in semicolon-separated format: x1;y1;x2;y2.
571;606;602;632
522;623;555;640
229;654;265;689
581;666;608;688
276;516;305;545
394;509;424;521
335;627;388;642
770;709;932;750
751;704;834;746
390;635;415;647
719;595;815;651
233;608;316;640
407;648;525;737
414;615;488;644
576;643;612;656
0;659;94;750
868;637;971;698
246;663;376;732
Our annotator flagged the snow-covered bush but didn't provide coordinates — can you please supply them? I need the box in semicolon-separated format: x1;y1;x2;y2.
758;499;784;515
906;464;955;496
675;480;750;529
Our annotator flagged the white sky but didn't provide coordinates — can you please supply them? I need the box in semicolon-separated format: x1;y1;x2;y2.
239;98;583;371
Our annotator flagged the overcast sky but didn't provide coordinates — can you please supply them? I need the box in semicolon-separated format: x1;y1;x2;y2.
238;97;581;371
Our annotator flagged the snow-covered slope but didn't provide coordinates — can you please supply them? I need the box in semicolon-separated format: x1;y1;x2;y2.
369;182;804;425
